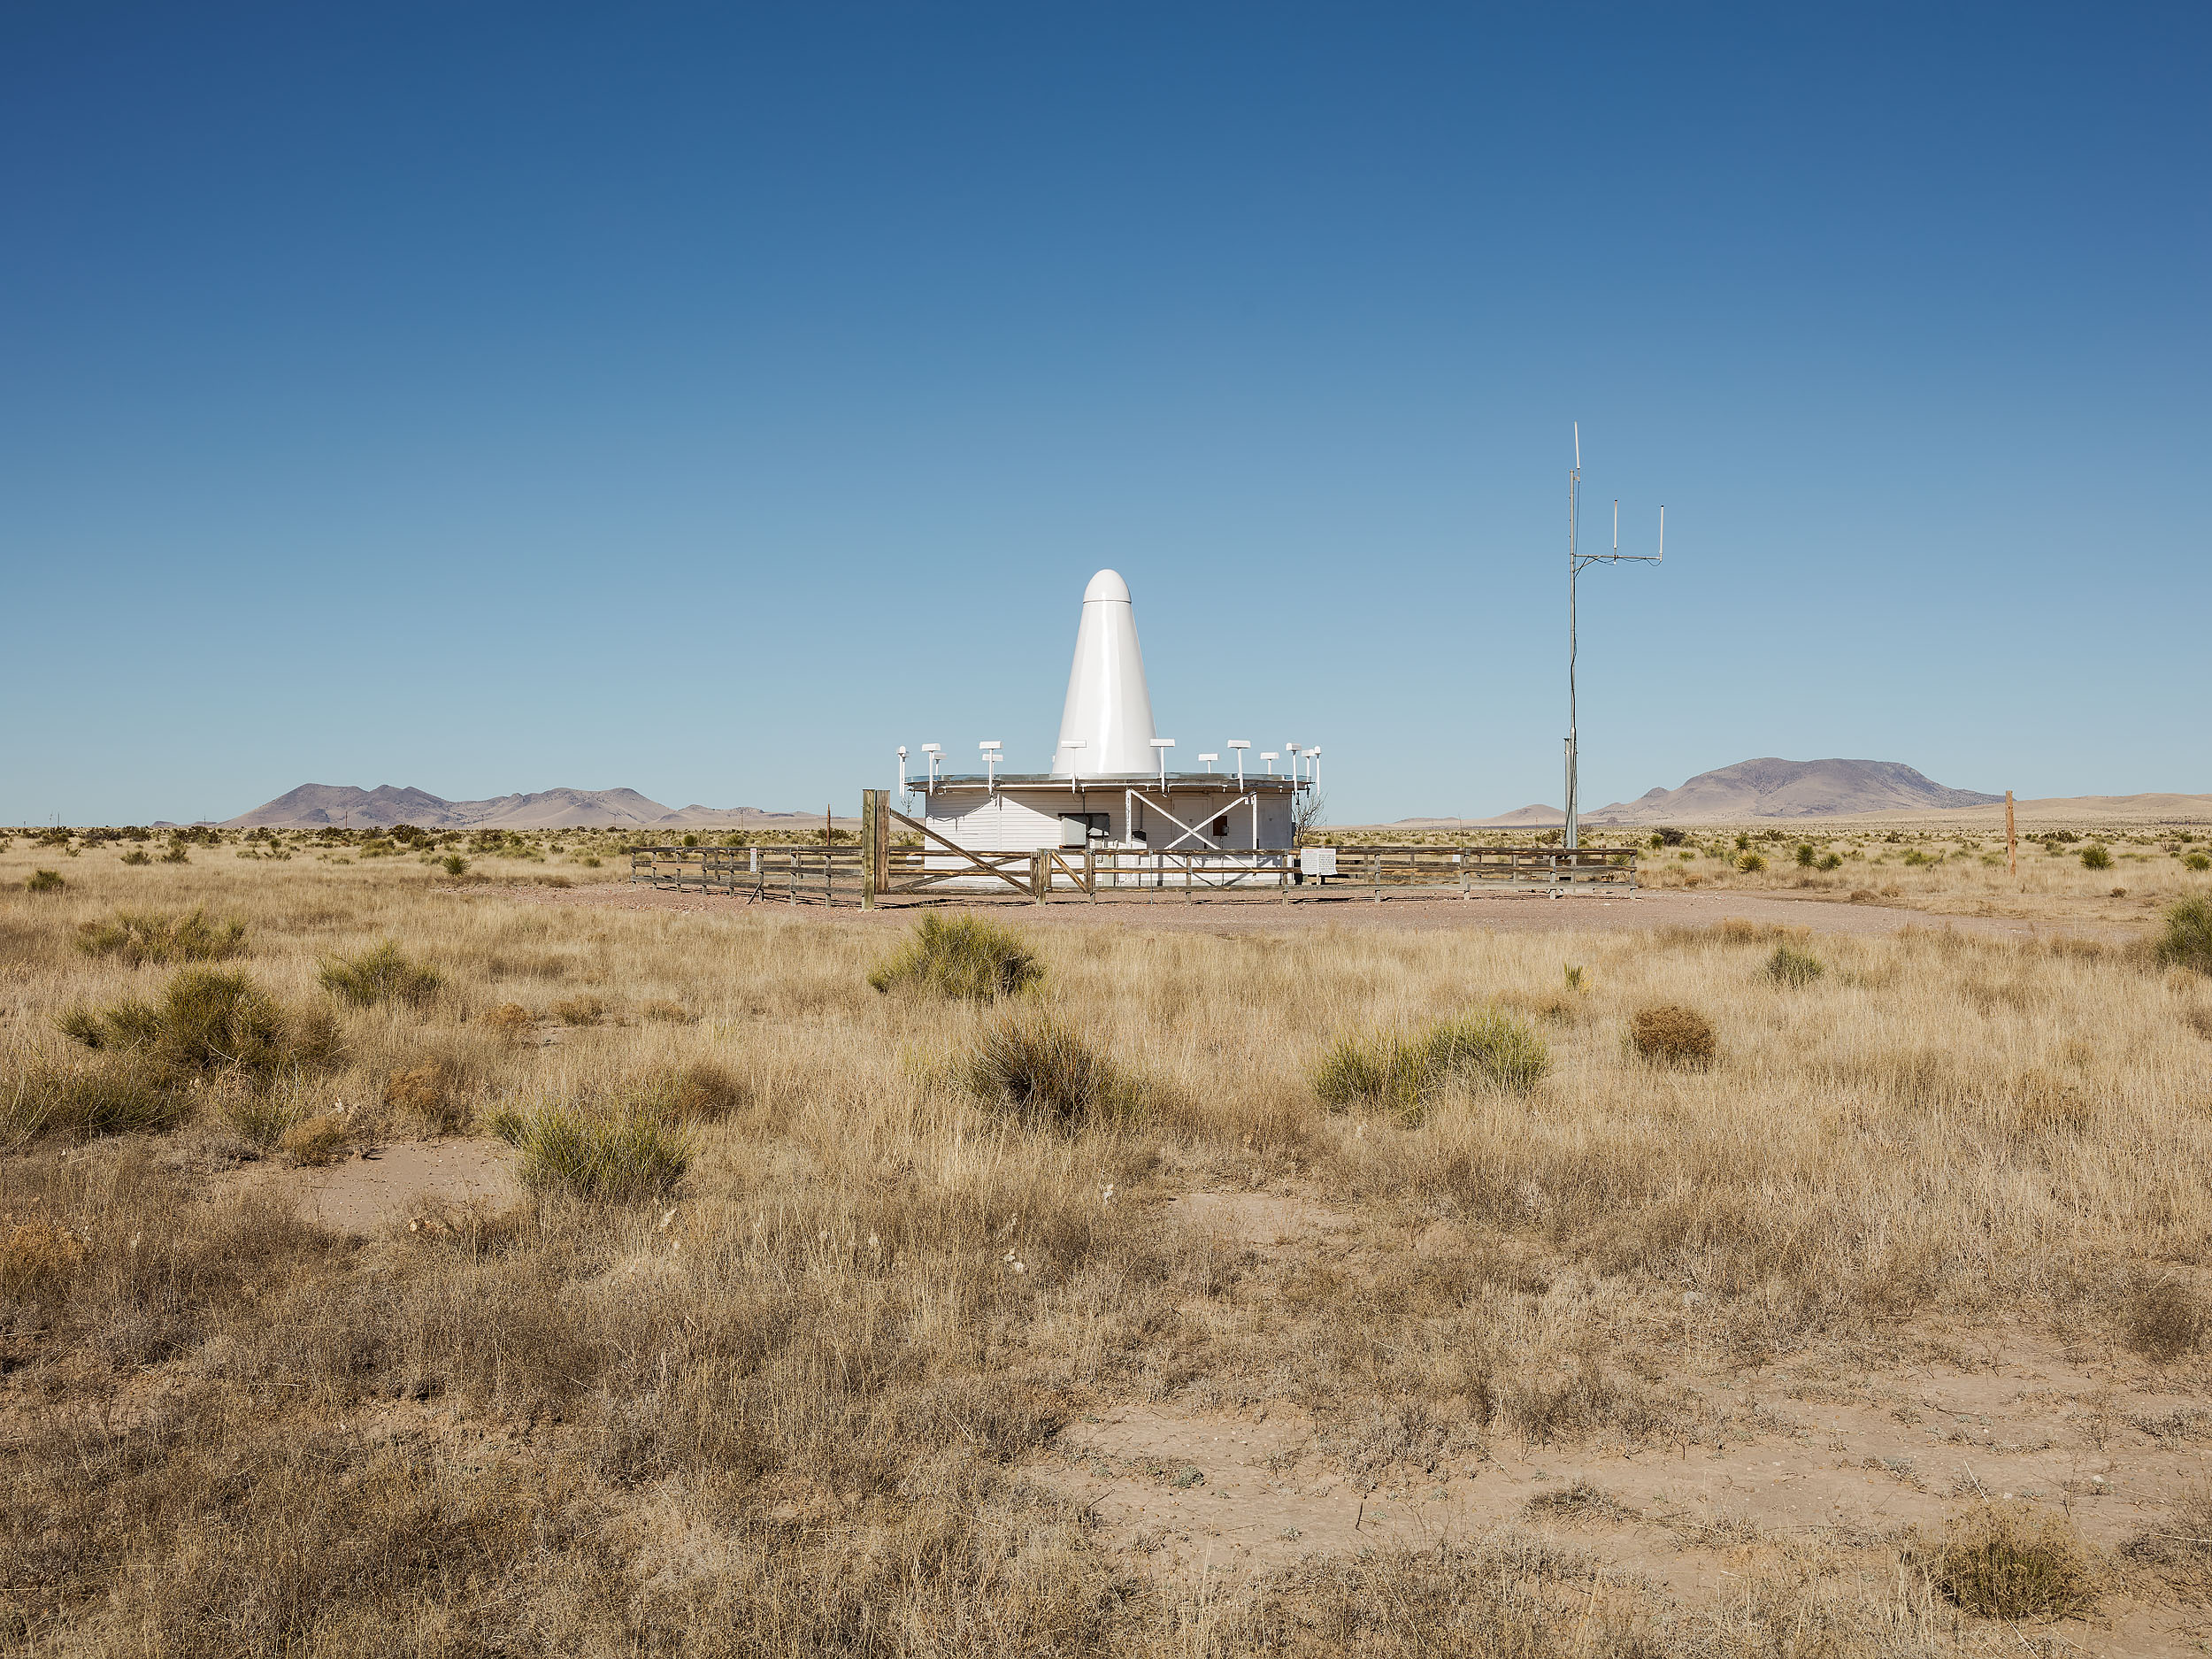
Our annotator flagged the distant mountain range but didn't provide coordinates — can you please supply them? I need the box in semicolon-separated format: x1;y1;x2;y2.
223;784;848;831
1398;758;2007;827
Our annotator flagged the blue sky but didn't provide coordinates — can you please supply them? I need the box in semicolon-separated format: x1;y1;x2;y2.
4;3;2205;826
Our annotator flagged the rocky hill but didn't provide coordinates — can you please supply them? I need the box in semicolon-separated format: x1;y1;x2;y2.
1588;758;2001;822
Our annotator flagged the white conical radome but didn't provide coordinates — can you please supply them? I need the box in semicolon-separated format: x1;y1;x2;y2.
1051;569;1156;776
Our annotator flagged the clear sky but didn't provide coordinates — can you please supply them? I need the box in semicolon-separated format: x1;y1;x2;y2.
4;3;2205;826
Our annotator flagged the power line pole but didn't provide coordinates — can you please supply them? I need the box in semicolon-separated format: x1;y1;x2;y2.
1564;423;1665;851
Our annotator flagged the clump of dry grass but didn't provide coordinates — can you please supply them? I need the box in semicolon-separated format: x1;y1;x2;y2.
634;1059;746;1122
318;939;442;1007
549;993;606;1025
1930;1501;2097;1619
382;1059;472;1133
480;1002;535;1040
2123;1273;2206;1360
1627;1002;1717;1066
0;1217;87;1299
75;907;247;966
869;912;1041;1000
962;1012;1141;1133
279;1110;352;1167
1314;1008;1549;1123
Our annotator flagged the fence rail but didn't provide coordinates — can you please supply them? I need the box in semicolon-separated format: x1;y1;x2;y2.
627;797;1636;908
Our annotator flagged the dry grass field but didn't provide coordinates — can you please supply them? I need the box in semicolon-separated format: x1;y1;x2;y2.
4;823;2212;1655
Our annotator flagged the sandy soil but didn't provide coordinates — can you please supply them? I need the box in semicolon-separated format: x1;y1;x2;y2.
490;880;2146;944
218;1139;520;1234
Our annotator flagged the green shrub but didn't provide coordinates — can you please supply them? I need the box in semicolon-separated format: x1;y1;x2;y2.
1734;851;1766;873
26;869;65;893
1314;1008;1549;1123
75;908;246;967
494;1105;692;1201
119;849;151;865
441;854;468;876
1794;843;1816;867
2158;895;2212;976
3;1055;190;1141
1765;943;1825;987
57;968;333;1078
158;843;189;864
2185;852;2211;872
2079;844;2113;871
962;1014;1141;1133
869;914;1041;1001
1932;1502;2095;1619
318;940;442;1008
1817;852;1843;872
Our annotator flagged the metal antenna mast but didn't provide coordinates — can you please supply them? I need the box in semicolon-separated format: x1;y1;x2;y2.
1564;422;1664;851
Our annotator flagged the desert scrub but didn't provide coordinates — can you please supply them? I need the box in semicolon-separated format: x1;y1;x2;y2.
1930;1501;2096;1619
75;907;246;967
2157;895;2212;975
491;1104;693;1200
1734;851;1767;873
961;1013;1143;1133
318;940;442;1008
3;1054;191;1141
58;967;338;1079
1764;943;1825;987
1628;1002;1717;1067
26;869;65;893
2080;844;2113;871
1314;1008;1549;1123
549;994;607;1025
869;913;1041;1001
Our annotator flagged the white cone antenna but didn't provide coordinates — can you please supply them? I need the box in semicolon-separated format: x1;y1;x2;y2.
1051;569;1157;776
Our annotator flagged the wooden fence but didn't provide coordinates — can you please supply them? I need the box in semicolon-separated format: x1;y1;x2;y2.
627;793;1637;907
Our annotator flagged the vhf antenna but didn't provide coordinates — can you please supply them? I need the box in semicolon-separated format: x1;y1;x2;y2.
1564;422;1665;854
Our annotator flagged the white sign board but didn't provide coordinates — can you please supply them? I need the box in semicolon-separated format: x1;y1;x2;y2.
1299;847;1338;878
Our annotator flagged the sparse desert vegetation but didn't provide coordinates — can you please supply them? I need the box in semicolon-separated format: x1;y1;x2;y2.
2;826;2211;1653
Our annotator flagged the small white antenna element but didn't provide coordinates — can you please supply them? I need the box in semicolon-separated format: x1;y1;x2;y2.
979;740;1002;787
1148;737;1175;791
1658;504;1665;562
1573;421;1580;470
896;746;909;791
1613;498;1618;553
1260;751;1278;775
1227;739;1249;787
1198;753;1218;772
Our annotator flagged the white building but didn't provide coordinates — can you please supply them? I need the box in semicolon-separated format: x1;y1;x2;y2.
899;570;1312;873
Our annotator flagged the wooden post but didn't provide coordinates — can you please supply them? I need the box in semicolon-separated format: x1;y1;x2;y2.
1031;848;1048;904
1371;849;1380;903
2006;789;2016;877
1084;842;1096;902
859;790;879;910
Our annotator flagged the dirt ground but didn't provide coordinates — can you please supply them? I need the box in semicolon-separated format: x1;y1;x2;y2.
495;879;2147;945
1045;1192;2212;1656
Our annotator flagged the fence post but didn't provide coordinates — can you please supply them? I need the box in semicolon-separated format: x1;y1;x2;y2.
1371;850;1380;903
1084;843;1095;902
860;790;879;910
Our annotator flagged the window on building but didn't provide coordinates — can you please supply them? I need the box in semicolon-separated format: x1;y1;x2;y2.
1211;816;1229;837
